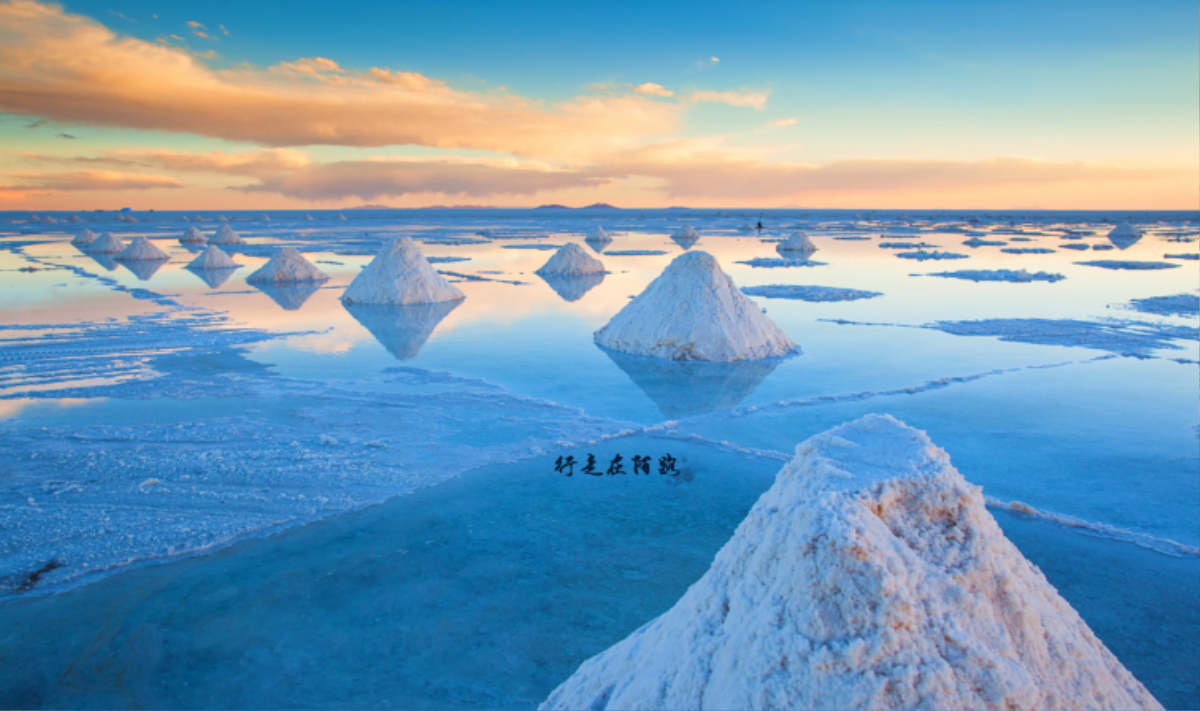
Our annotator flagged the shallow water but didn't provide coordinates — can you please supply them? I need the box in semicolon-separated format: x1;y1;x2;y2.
1;209;1197;708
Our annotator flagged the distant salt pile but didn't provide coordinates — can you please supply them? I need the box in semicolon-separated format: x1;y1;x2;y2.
542;414;1162;711
217;215;229;222
209;224;245;245
67;214;80;223
776;231;817;255
337;213;347;221
71;229;98;247
672;224;699;240
594;251;795;361
87;232;126;254
116;236;169;261
304;214;314;221
535;243;606;276
42;215;58;224
246;248;329;283
1108;220;1143;239
587;226;613;243
122;214;138;223
179;226;207;244
193;214;206;222
187;244;240;270
341;237;464;305
259;213;271;222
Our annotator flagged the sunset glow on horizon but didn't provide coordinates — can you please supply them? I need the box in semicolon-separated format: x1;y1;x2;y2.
0;0;1196;211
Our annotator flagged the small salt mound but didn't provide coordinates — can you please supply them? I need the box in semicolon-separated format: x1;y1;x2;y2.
337;213;347;221
116;236;169;261
588;226;613;243
1108;220;1143;239
259;213;271;221
594;250;795;362
542;414;1162;711
672;224;699;240
209;224;245;245
87;232;126;254
179;226;206;244
776;231;817;255
304;214;314;221
122;215;138;223
42;216;58;224
535;243;606;275
217;215;229;222
187;245;240;270
71;229;98;247
68;214;80;223
192;214;206;222
246;248;329;283
341;237;464;305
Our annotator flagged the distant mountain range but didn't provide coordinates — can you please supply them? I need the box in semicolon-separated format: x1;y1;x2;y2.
536;203;619;209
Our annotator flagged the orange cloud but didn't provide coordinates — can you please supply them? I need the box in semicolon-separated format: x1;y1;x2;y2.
111;148;311;177
768;118;797;127
1;170;183;197
243;157;607;201
0;0;679;159
628;82;674;97
688;89;770;110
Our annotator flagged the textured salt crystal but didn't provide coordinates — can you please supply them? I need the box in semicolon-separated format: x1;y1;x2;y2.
179;226;207;244
341;237;464;305
594;250;795;361
542;414;1163;711
71;229;98;247
776;232;817;255
116;236;169;261
535;243;606;275
187;245;240;270
87;232;126;254
246;248;329;283
209;224;245;245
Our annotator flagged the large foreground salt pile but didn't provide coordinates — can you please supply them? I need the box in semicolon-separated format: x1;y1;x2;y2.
187;245;240;270
87;232;126;254
179;226;206;244
777;231;818;255
246;248;329;283
536;242;606;275
594;251;795;361
116;236;169;261
541;414;1162;711
209;224;245;245
341;237;464;305
70;229;97;247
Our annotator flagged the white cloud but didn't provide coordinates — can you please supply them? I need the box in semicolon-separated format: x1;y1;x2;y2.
627;82;674;97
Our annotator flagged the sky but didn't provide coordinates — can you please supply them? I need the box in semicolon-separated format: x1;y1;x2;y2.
0;0;1196;210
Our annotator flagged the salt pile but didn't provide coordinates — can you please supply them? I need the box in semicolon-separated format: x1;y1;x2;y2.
259;213;271;222
246;248;329;283
192;214;206;222
42;216;57;224
587;226;613;244
535;243;606;275
594;251;795;361
304;214;314;221
1108;221;1143;240
67;214;80;223
209;224;245;245
341;237;464;305
542;414;1162;711
179;226;207;244
217;215;229;222
87;232;126;254
337;213;347;221
672;224;699;240
70;229;98;247
187;245;240;270
776;232;818;255
116;236;169;261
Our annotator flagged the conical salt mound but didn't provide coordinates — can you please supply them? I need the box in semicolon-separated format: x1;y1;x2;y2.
209;224;245;245
193;214;206;222
341;237;465;305
536;242;606;275
259;213;271;221
246;247;329;283
187;245;240;270
68;214;80;223
42;216;58;224
71;229;98;247
116;236;169;261
542;414;1162;711
777;231;817;255
87;232;126;254
304;214;314;221
337;213;347;221
1107;221;1143;250
672;223;699;240
179;226;206;244
594;251;795;362
588;226;612;243
217;215;229;222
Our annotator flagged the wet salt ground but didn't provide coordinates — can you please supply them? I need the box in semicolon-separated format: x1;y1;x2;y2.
0;209;1197;708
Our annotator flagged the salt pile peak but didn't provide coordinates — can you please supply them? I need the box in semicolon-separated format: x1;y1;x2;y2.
87;232;126;254
179;226;206;244
535;242;606;275
777;231;818;255
209;224;245;245
71;229;97;247
594;250;795;361
217;215;229;222
342;237;464;305
116;236;169;261
673;224;699;240
246;248;329;283
1108;220;1143;239
542;414;1162;711
587;226;613;243
187;245;240;270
